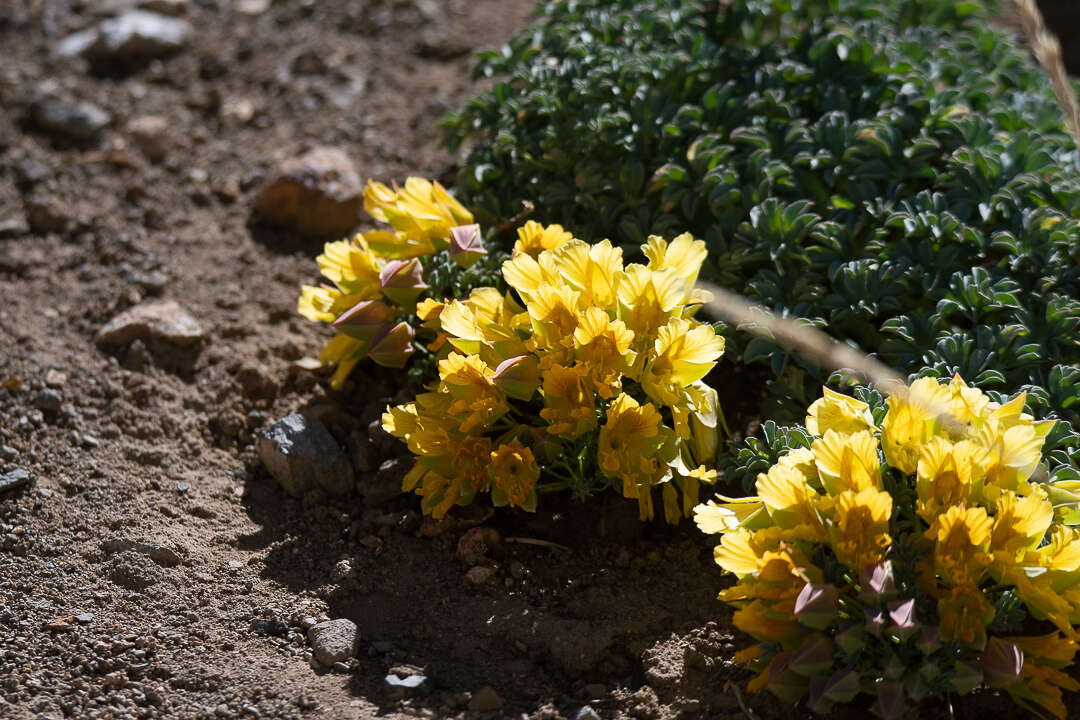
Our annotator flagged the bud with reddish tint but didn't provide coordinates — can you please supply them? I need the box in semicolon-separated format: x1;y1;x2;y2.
332;299;394;341
492;355;540;400
367;322;416;368
983;637;1023;688
379;258;428;307
448;223;487;269
794;582;838;630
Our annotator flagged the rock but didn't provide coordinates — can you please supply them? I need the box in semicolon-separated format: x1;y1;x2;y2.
468;686;503;712
147;545;182;567
0;469;31;494
384;673;432;699
364;457;408;506
127;115;170;161
44;369;68;387
254;147;363;237
34;388;63;413
74;613;94;624
307;619;359;666
465;566;496;585
235;0;271;15
250;619;287;636
24;194;71;234
0;217;30;238
575;707;601;720
96;300;204;348
56;11;191;63
346;430;377;473
31;98;111;140
257;414;353;497
456;526;502;565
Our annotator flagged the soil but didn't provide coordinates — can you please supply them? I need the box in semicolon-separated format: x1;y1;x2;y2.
0;2;1077;720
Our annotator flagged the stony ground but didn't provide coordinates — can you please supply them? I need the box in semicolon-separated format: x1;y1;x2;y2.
1;2;1077;720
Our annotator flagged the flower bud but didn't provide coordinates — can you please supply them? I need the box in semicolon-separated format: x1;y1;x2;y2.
379;258;428;307
789;635;834;677
887;598;917;642
865;608;887;638
859;561;897;601
448;223;487;269
492;355;540;401
332;300;394;340
871;680;906;720
982;637;1023;688
794;582;839;630
367;322;416;368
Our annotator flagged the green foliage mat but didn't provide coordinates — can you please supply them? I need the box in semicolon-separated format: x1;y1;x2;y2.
442;0;1080;479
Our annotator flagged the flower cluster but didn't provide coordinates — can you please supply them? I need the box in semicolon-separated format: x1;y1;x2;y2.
297;177;483;388
695;377;1080;718
383;230;726;522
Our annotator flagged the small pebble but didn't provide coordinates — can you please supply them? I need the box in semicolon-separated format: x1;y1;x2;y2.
468;686;503;712
75;613;94;624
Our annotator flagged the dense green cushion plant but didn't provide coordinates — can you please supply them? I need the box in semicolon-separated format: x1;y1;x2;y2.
442;0;1080;472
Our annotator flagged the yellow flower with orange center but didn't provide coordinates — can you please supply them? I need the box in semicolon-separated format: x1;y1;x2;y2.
490;438;540;511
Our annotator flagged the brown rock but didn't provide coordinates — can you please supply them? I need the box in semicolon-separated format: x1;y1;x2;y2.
96;300;204;347
254;147;362;237
127;115;170;162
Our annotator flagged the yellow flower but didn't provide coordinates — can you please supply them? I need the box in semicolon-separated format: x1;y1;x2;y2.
830;487;892;570
980;420;1046;492
439;288;527;359
881;376;951;474
527;284;582;352
1015;662;1080;720
490;438;540;511
641;319;725;406
915;436;984;521
416;297;445;331
539;364;596;439
1009;632;1079;668
756;463;823;534
573;307;635;398
734;600;801;644
811;429;881;495
359;228;436;259
319;333;367;390
502;251;561;298
617;265;687;342
437;353;508;433
365;177;473;242
946;374;991;428
694;496;767;535
598;393;666;484
554;239;623;310
642;232;707;288
937;584;994;645
315;236;382;297
927;505;992;585
713;529;774;577
1029;525;1080;572
513;220;573;258
805;387;875;437
992;490;1054;561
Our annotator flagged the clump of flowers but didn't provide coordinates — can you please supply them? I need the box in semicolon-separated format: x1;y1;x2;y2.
297;177;485;388
382;231;726;521
695;377;1080;718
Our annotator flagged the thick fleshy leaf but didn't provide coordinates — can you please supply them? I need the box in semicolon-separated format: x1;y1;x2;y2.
788;635;834;677
859;561;896;601
448;223;487;268
332;299;395;340
492;355;540;400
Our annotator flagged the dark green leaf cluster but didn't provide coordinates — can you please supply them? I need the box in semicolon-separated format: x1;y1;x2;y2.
443;0;1080;460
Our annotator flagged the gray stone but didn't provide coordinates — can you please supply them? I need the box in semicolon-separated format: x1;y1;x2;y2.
468;686;503;712
575;707;601;720
34;389;63;413
31;98;111;140
74;613;94;624
307;619;359;666
57;11;191;62
0;217;30;238
257;414;353;497
96;300;204;347
364;457;409;506
254;147;362;237
0;469;30;494
384;673;431;699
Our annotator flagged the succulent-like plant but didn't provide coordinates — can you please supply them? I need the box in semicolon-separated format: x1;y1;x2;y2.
382;230;726;521
696;378;1080;718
